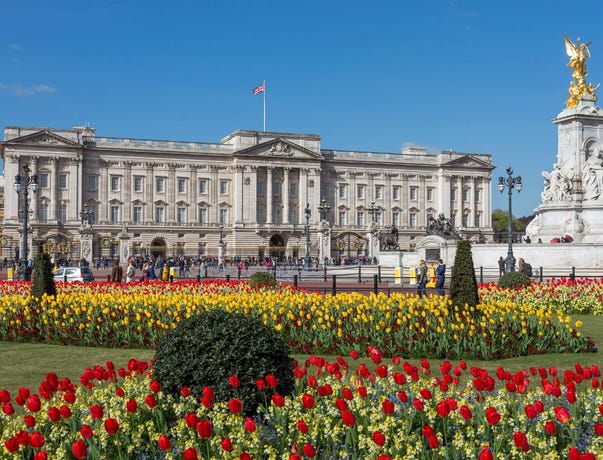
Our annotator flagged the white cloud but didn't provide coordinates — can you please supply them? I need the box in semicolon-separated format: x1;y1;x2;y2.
13;84;56;96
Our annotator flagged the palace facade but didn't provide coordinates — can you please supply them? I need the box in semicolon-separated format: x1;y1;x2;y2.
1;126;494;263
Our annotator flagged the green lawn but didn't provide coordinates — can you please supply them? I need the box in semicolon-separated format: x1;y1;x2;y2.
1;314;601;394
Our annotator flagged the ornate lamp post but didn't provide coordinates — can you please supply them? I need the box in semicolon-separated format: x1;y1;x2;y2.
498;167;522;273
304;203;311;270
80;204;93;228
317;198;331;265
318;198;331;222
14;165;39;281
218;223;225;259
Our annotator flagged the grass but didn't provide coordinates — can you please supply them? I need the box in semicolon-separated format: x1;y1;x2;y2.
1;314;601;395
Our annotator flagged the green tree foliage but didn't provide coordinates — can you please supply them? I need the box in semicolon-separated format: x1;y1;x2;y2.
492;209;531;233
498;271;531;289
449;240;479;308
153;309;294;415
249;271;277;289
31;252;57;300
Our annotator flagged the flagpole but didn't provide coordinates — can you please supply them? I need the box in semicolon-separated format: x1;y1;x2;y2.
263;80;266;132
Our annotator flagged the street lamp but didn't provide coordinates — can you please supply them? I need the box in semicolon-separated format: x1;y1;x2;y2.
498;167;522;273
218;223;225;259
318;198;331;222
80;204;93;228
14;165;39;281
304;203;311;270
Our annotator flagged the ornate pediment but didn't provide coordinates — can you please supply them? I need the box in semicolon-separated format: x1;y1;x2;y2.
5;130;81;147
444;155;492;169
235;138;322;160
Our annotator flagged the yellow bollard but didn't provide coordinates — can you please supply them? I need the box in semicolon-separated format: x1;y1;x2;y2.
394;266;402;284
7;267;13;281
409;267;417;285
426;264;436;288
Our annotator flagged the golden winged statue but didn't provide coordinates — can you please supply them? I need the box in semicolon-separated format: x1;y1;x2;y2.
564;35;599;107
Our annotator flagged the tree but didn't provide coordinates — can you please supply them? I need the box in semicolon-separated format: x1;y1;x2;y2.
449;239;479;308
31;252;57;300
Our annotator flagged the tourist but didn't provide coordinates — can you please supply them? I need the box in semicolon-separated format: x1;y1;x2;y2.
126;259;136;283
435;259;446;296
111;261;123;283
498;256;505;276
417;260;428;298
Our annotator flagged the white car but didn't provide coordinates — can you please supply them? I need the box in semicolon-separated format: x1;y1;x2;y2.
53;267;95;283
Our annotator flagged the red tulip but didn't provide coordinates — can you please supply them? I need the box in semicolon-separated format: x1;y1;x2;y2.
301;393;315;409
554;406;571;424
202;386;214;399
47;406;61;422
24;415;36;427
157;434;171;451
63;392;76;404
297;419;309;433
594;422;603;436
485;407;501;425
34;451;48;460
302;442;316;458
513;431;530;452
126;399;138;413
80;424;93;439
104;417;120;435
419;388;432;400
349;350;359;359
71;439;87;459
180;387;191;397
335;398;348;411
183;447;199;460
240;452;252;460
145;394;157;408
27;395;41;412
184;412;198;428
29;432;45;448
228;398;242;414
342;387;354;400
265;374;278;388
90;404;103;419
437;400;450;417
544;420;556;435
372;431;386;446
367;345;382;364
341;410;356;426
377;456;392;460
244;417;256;432
478;446;493;460
196;420;213;439
382;399;395;415
149;380;161;393
229;375;240;388
413;398;424;411
221;438;233;451
271;393;285;407
460;405;472;420
525;404;537;419
256;378;266;390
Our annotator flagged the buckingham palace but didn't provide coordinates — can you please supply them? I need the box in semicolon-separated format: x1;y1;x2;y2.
0;125;494;264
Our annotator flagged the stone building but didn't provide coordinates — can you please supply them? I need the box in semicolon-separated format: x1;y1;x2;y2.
1;126;494;264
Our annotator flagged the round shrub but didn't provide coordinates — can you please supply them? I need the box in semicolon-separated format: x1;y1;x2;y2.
152;309;294;415
498;271;532;289
249;271;277;289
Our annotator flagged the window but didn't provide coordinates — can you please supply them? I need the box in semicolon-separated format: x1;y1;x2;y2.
134;177;143;192
289;209;298;224
273;208;281;224
475;189;481;202
392;186;400;200
58;203;67;222
38;202;48;221
220;180;228;195
257;182;265;196
219;208;228;224
462;213;469;227
58;174;67;189
376;212;382;225
199;179;208;194
289;182;297;197
110;206;120;223
178;179;186;194
450;188;457;201
89;206;97;223
273;181;281;196
474;212;481;227
177;207;186;223
110;176;120;192
40;173;49;189
339;211;347;226
339;184;347;199
393;212;399;227
155;207;165;223
256;208;265;224
375;186;383;200
427;188;434;201
357;185;365;199
462;189;470;202
87;176;98;191
357;211;365;226
156;178;165;193
409;212;417;227
133;206;142;223
198;207;207;224
409;186;418;201
450;213;456;226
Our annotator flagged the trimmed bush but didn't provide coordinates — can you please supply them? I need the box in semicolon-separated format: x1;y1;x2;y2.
498;271;532;289
449;239;479;308
152;309;294;415
249;271;277;289
31;252;56;300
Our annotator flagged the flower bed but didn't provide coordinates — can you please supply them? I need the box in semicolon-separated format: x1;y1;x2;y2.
1;351;603;458
0;281;594;359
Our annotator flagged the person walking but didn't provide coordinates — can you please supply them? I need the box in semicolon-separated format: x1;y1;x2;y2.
498;256;505;276
435;258;446;296
417;260;428;298
125;259;136;283
111;260;123;283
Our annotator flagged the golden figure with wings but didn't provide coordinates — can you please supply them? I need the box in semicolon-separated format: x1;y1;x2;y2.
564;35;599;107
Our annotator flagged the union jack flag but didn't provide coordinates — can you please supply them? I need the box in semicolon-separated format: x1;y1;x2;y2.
252;81;265;95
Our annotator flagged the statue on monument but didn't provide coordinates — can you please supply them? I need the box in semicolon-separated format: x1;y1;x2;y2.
582;149;603;201
541;164;572;202
564;35;599;107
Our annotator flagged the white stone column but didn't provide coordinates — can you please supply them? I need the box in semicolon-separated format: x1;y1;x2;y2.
437;168;445;214
283;167;290;224
266;167;273;224
145;162;154;223
482;175;491;227
250;166;258;223
50;158;58;221
299;168;308;223
68;159;78;222
401;174;409;226
310;168;321;224
189;165;198;223
384;173;392;226
168;164;176;221
233;165;243;223
210;166;219;223
469;176;476;227
123;162;132;222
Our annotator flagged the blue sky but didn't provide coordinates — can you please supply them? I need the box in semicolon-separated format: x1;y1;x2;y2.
2;0;603;217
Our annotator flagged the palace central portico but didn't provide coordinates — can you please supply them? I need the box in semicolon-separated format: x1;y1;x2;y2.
1;126;493;265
